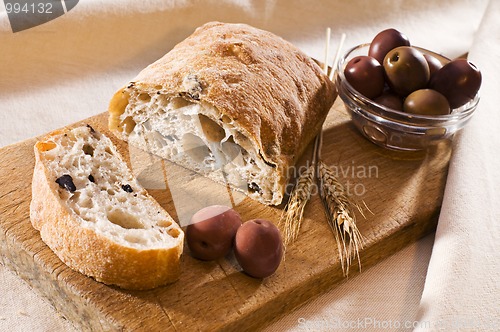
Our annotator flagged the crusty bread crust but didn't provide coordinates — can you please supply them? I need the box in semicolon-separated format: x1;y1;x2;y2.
30;127;183;290
109;22;336;205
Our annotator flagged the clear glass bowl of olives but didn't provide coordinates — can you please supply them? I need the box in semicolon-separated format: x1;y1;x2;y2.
335;29;481;151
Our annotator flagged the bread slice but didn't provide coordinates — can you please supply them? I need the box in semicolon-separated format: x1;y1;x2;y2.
108;22;336;205
30;125;184;290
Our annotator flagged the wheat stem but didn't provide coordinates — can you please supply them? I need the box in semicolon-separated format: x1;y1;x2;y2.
279;29;366;277
279;135;320;247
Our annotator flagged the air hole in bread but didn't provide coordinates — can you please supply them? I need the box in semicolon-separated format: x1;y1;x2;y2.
158;220;172;227
138;93;151;102
107;209;145;229
38;141;57;152
122;116;136;134
221;137;242;162
73;192;93;209
83;144;94;156
248;182;262;194
70;191;80;203
234;131;252;151
182;133;211;164
107;189;115;196
198;114;225;142
124;234;147;245
167;228;180;238
154;85;163;90
171;97;190;109
108;90;130;132
221;115;232;124
105;147;113;155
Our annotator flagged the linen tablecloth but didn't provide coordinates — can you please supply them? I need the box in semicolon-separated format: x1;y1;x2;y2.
1;1;497;331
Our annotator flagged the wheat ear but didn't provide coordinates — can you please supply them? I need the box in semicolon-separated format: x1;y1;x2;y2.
317;160;364;275
279;135;320;247
315;29;364;276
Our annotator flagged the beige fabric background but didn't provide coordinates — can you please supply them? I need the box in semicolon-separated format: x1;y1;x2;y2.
1;1;497;331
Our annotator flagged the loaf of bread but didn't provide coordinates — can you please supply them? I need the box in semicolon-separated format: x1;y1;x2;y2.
108;22;336;205
30;125;184;290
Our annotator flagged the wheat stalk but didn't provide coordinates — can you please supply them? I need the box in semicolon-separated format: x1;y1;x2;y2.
279;29;366;276
279;135;320;247
317;159;364;276
279;165;315;247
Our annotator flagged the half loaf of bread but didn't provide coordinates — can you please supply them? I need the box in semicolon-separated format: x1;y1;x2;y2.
108;21;336;205
30;125;184;290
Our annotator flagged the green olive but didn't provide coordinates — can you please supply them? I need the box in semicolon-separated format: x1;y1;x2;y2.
403;89;450;115
383;46;430;96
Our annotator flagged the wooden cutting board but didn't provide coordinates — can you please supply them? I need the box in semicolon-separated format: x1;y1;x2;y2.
0;99;451;331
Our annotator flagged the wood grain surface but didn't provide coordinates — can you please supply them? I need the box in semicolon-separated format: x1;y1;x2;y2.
0;99;452;331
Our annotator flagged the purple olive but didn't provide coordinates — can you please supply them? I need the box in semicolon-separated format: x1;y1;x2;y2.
404;89;450;115
234;219;283;278
373;90;404;111
429;59;481;109
383;46;430;96
369;28;410;64
186;205;242;261
423;53;446;78
344;55;385;99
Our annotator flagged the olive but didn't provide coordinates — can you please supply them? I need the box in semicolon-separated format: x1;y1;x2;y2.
404;89;450;115
234;219;283;278
423;53;446;78
55;174;76;192
344;55;385;99
368;28;410;64
373;90;404;111
383;46;430;96
429;59;481;109
186;205;242;261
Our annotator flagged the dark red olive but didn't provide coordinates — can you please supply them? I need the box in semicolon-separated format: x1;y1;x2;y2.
384;46;430;96
186;205;242;261
344;55;385;99
368;28;410;64
373;90;404;111
404;89;450;115
234;219;283;278
423;53;446;78
429;59;481;109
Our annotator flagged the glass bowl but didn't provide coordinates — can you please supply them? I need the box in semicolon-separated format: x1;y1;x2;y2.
335;43;480;151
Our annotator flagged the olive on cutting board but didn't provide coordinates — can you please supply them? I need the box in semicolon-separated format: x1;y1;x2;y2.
186;205;242;261
234;219;283;279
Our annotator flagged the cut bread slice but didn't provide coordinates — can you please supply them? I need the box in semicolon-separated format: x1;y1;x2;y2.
30;125;183;290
